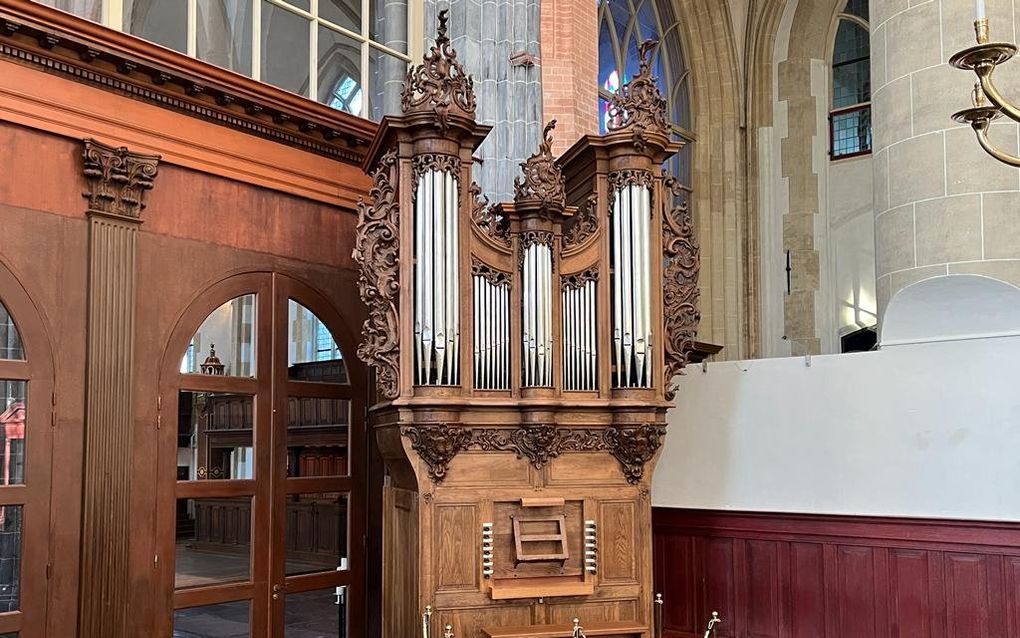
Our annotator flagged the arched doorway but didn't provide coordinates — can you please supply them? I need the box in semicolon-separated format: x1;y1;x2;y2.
0;263;53;638
158;272;365;637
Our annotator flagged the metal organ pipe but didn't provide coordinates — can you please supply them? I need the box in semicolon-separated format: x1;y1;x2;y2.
472;267;509;390
414;165;460;385
562;275;597;391
611;181;653;388
522;240;553;387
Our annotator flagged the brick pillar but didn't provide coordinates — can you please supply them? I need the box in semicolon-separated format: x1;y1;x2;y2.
540;0;599;155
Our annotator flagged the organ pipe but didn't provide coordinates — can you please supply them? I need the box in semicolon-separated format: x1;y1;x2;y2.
472;266;510;390
522;238;553;387
414;164;460;385
562;273;597;391
611;179;653;388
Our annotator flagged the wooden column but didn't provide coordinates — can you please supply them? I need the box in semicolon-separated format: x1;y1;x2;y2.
78;139;160;638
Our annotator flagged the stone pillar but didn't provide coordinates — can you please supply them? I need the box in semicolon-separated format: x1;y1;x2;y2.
871;0;1020;317
425;0;542;202
78;139;159;638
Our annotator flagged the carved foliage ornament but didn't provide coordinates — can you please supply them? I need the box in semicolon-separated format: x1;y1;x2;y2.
470;182;510;246
402;424;665;484
400;9;477;131
514;120;567;209
82;139;160;220
471;258;511;288
518;230;555;269
606;40;672;150
353;149;401;399
411;153;462;197
607;169;654;195
662;172;701;401
563;193;599;247
561;266;599;291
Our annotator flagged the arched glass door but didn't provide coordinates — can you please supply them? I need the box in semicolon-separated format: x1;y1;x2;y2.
168;274;363;638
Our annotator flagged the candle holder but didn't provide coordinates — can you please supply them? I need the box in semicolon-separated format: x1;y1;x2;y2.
951;19;1020;165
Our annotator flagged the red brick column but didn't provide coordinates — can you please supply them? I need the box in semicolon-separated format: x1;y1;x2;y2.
540;0;599;154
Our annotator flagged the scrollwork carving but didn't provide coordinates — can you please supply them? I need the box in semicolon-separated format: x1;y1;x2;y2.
354;149;402;399
662;172;701;401
412;153;462;178
470;182;510;246
607;169;654;196
400;10;476;131
82;139;160;220
605;40;672;150
514;120;566;209
471;258;511;288
563;193;599;246
561;266;599;291
518;230;556;270
604;424;666;484
402;424;473;482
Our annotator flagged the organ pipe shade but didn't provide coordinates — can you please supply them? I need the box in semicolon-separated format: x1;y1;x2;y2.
611;183;653;388
473;273;510;390
562;279;597;391
522;241;553;387
414;167;460;385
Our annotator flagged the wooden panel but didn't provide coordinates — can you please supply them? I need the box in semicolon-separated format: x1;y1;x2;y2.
444;452;531;487
653;508;1020;638
546;599;638;623
546;453;628;486
601;501;638;583
435;504;480;591
440;605;533;637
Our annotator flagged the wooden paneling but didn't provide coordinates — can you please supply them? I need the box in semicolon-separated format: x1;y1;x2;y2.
546;599;638;623
600;501;637;584
654;508;1020;638
435;504;480;591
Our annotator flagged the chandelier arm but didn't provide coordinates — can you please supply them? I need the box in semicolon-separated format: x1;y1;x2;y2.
973;122;1020;166
977;66;1020;123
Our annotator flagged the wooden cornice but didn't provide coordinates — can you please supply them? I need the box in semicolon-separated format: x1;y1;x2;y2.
0;0;377;166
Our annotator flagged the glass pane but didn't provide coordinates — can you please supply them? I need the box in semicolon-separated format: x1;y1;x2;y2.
321;0;361;33
286;398;350;478
369;47;406;120
178;392;254;481
0;505;22;613
124;0;188;54
174;600;251;638
833;58;871;107
197;0;254;75
287;300;347;382
0;302;23;361
833;19;870;65
844;0;868;21
284;587;346;637
182;295;256;378
35;0;101;21
370;0;408;53
261;2;311;96
318;27;363;115
284;493;348;576
175;497;252;589
0;382;26;487
832;106;872;158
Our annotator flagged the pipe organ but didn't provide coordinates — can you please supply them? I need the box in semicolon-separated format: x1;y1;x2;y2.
354;16;700;638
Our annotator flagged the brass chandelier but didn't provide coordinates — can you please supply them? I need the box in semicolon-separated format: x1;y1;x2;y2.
951;7;1020;166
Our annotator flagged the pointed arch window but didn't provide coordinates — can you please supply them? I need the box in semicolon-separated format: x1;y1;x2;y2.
830;0;872;159
597;0;693;193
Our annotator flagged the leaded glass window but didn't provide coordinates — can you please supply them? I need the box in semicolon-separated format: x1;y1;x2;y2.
830;1;872;159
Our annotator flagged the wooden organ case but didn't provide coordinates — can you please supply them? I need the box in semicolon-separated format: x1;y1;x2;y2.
354;17;700;638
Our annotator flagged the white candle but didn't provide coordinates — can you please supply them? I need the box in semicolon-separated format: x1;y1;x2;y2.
976;0;986;20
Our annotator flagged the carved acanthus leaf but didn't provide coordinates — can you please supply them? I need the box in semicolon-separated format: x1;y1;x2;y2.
514;120;566;209
518;230;555;269
470;182;510;246
400;9;476;131
402;424;473;482
662;172;701;401
353;149;401;399
471;258;511;288
604;424;666;484
606;40;672;150
607;169;654;195
561;266;599;291
564;193;599;246
82;139;160;220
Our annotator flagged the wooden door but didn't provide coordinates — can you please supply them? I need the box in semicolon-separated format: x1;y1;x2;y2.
166;273;363;638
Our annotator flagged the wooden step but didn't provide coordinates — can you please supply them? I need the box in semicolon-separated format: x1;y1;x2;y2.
481;620;646;638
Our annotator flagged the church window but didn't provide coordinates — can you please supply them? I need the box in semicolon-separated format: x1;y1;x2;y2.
830;1;872;159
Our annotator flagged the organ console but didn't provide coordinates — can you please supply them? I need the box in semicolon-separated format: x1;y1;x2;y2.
354;11;700;637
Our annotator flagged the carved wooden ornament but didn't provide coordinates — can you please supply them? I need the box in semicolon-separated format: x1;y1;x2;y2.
605;39;672;150
400;9;477;131
513;120;567;209
662;173;701;400
82;139;160;220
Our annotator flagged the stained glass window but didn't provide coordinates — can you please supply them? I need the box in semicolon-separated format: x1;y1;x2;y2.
598;0;692;198
831;1;872;159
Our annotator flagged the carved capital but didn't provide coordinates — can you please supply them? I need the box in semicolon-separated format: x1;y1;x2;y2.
354;149;401;399
662;172;701;401
605;424;666;484
514;120;567;209
82;139;160;221
402;424;473;482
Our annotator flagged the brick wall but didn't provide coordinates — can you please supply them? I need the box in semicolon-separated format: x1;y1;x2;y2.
539;0;599;155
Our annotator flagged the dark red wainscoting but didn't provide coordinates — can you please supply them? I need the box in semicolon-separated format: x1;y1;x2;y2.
652;508;1020;638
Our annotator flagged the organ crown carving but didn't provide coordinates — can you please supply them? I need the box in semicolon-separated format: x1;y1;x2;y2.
400;9;477;132
514;120;567;211
82;138;161;221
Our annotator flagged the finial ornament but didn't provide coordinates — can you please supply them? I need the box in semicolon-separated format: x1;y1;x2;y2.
606;39;672;147
513;119;567;209
400;9;477;131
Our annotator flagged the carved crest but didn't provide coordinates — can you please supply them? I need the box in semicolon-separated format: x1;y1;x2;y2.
606;40;672;150
403;424;473;482
605;424;666;484
400;10;477;131
353;149;402;399
514;120;567;210
470;182;510;246
662;172;701;401
564;193;599;246
82;139;160;220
